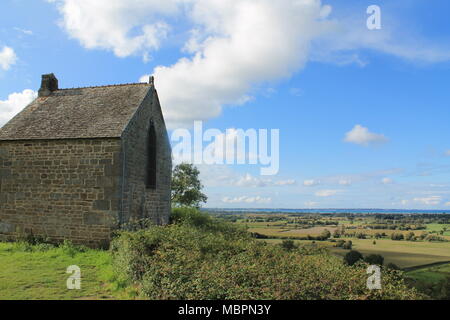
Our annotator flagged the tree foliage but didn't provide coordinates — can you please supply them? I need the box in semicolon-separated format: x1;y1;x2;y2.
364;254;384;266
171;163;208;208
344;250;363;266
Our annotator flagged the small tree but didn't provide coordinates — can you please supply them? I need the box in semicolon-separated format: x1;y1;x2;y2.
344;250;363;266
342;240;353;250
364;254;384;266
391;232;404;241
319;229;331;240
171;163;208;208
405;231;415;241
281;239;297;251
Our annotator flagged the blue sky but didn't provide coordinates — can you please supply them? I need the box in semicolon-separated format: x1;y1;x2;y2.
1;0;450;209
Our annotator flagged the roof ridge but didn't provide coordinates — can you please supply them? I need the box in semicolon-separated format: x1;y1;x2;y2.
57;82;151;91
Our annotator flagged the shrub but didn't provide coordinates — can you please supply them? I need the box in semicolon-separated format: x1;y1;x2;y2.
364;254;384;266
391;232;404;241
405;232;415;241
110;209;422;300
281;239;297;251
335;240;346;248
425;234;446;242
386;263;400;270
342;240;353;250
344;250;363;266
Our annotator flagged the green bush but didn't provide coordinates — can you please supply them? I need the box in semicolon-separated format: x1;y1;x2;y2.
344;250;363;266
391;232;404;241
281;239;297;251
364;254;384;266
110;209;422;300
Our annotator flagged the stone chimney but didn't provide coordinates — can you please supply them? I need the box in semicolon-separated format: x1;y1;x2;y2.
38;73;59;97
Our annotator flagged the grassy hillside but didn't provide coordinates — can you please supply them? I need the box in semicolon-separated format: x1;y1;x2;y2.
0;241;128;300
0;208;426;300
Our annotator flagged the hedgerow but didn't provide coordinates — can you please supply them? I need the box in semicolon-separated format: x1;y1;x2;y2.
110;208;423;300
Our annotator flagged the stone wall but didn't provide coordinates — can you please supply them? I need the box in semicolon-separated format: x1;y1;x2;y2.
120;87;172;225
0;138;122;247
0;87;172;247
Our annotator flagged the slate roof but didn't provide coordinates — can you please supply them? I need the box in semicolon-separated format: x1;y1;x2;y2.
0;83;152;141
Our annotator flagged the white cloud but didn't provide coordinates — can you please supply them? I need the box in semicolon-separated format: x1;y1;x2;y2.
222;195;271;204
275;179;296;186
152;0;332;128
50;0;175;59
14;27;33;35
197;164;294;188
381;177;394;185
49;1;450;129
0;47;17;71
311;10;450;65
304;201;318;207
315;189;341;197
303;179;320;187
344;124;388;146
445;150;450;156
50;0;333;128
445;202;450;207
338;179;352;186
0;90;37;127
413;196;442;206
401;200;409;206
234;173;268;188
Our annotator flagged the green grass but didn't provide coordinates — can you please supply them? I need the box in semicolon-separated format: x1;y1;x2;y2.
0;242;129;300
406;263;450;284
426;224;450;236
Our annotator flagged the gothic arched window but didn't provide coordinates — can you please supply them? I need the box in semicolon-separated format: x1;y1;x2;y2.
146;122;157;189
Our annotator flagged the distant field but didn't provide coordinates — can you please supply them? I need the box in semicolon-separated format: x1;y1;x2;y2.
406;263;450;284
262;238;450;269
426;223;450;236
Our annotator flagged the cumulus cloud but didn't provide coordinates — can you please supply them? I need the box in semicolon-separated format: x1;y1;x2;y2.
315;189;341;197
152;0;332;128
0;90;37;127
344;124;388;146
381;177;394;185
48;1;450;129
413;196;442;206
50;0;333;128
222;195;271;204
49;0;176;58
0;46;17;71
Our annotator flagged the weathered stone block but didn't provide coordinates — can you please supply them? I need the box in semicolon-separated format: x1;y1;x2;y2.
84;212;104;225
93;200;110;211
0;222;15;233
